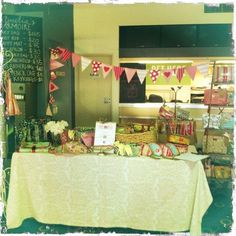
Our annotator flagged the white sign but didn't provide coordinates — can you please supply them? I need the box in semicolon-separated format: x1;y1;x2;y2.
94;122;116;146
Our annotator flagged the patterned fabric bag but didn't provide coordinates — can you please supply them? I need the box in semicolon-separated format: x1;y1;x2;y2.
202;135;228;154
159;144;173;158
176;107;190;120
214;166;231;179
204;89;228;105
159;105;174;119
149;143;162;158
202;114;221;129
141;143;153;156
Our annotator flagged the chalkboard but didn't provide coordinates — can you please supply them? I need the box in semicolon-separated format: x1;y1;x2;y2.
2;15;44;82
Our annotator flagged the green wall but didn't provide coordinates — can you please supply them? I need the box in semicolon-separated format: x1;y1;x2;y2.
2;3;75;127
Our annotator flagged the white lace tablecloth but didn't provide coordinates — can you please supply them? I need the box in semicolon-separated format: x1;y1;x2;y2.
6;153;212;236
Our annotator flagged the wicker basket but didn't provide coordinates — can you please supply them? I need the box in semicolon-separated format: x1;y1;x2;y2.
116;130;157;144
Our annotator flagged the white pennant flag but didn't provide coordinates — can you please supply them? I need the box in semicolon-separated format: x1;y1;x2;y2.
124;68;137;83
81;56;92;71
136;69;147;84
196;63;210;77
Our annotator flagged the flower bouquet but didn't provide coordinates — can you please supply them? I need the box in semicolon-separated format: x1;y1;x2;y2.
44;120;69;149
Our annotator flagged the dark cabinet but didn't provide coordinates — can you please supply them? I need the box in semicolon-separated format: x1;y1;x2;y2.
160;25;197;47
119;24;233;56
120;26;161;48
197;24;233;47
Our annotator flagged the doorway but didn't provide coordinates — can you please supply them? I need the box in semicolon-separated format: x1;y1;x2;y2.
75;54;112;127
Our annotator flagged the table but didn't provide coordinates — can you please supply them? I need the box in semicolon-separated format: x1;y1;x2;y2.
6;152;212;236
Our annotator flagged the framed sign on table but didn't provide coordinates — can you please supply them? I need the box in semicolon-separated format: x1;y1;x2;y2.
93;121;116;155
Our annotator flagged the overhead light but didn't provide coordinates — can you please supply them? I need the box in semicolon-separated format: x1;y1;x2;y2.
137;60;193;64
215;60;236;64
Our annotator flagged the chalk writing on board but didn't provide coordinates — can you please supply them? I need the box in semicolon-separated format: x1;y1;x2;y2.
2;15;44;83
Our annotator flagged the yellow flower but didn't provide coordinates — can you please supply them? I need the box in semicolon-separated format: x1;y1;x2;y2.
68;130;75;140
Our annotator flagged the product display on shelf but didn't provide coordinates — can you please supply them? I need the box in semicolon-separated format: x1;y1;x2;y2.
202;62;234;179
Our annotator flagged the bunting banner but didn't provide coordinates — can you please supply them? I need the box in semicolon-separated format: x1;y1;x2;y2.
149;69;160;83
176;67;185;82
49;81;59;93
101;63;112;78
185;66;197;80
136;69;147;84
113;66;124;80
72;53;81;68
57;47;72;62
163;69;173;80
50;60;64;71
125;68;137;83
196;63;210;77
81;56;92;71
92;60;102;75
48;47;219;114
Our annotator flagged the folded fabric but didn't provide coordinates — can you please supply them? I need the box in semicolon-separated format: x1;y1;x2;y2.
21;142;50;148
18;147;49;153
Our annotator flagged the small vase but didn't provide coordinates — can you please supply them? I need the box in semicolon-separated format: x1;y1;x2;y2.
48;132;61;148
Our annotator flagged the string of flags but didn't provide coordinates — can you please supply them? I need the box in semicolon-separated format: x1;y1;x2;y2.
46;47;233;116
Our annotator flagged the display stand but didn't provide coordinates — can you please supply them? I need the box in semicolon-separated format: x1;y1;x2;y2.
202;61;234;179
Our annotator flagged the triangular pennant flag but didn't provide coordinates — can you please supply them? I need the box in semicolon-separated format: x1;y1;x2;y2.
101;63;112;78
49;94;55;104
91;60;102;75
81;56;92;71
113;66;124;80
136;69;147;84
72;53;81;67
176;67;185;83
50;71;57;80
50;60;64;71
50;48;60;60
163;69;173;80
57;47;72;62
124;68;137;83
196;63;210;77
149;69;160;83
186;66;197;80
49;81;59;93
46;103;53;116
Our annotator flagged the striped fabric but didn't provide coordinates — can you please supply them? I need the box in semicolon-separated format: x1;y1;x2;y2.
57;47;72;62
176;67;185;82
216;65;234;83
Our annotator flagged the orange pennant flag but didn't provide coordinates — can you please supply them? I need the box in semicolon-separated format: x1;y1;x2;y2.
124;68;137;83
50;60;64;71
72;53;81;67
186;66;197;80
